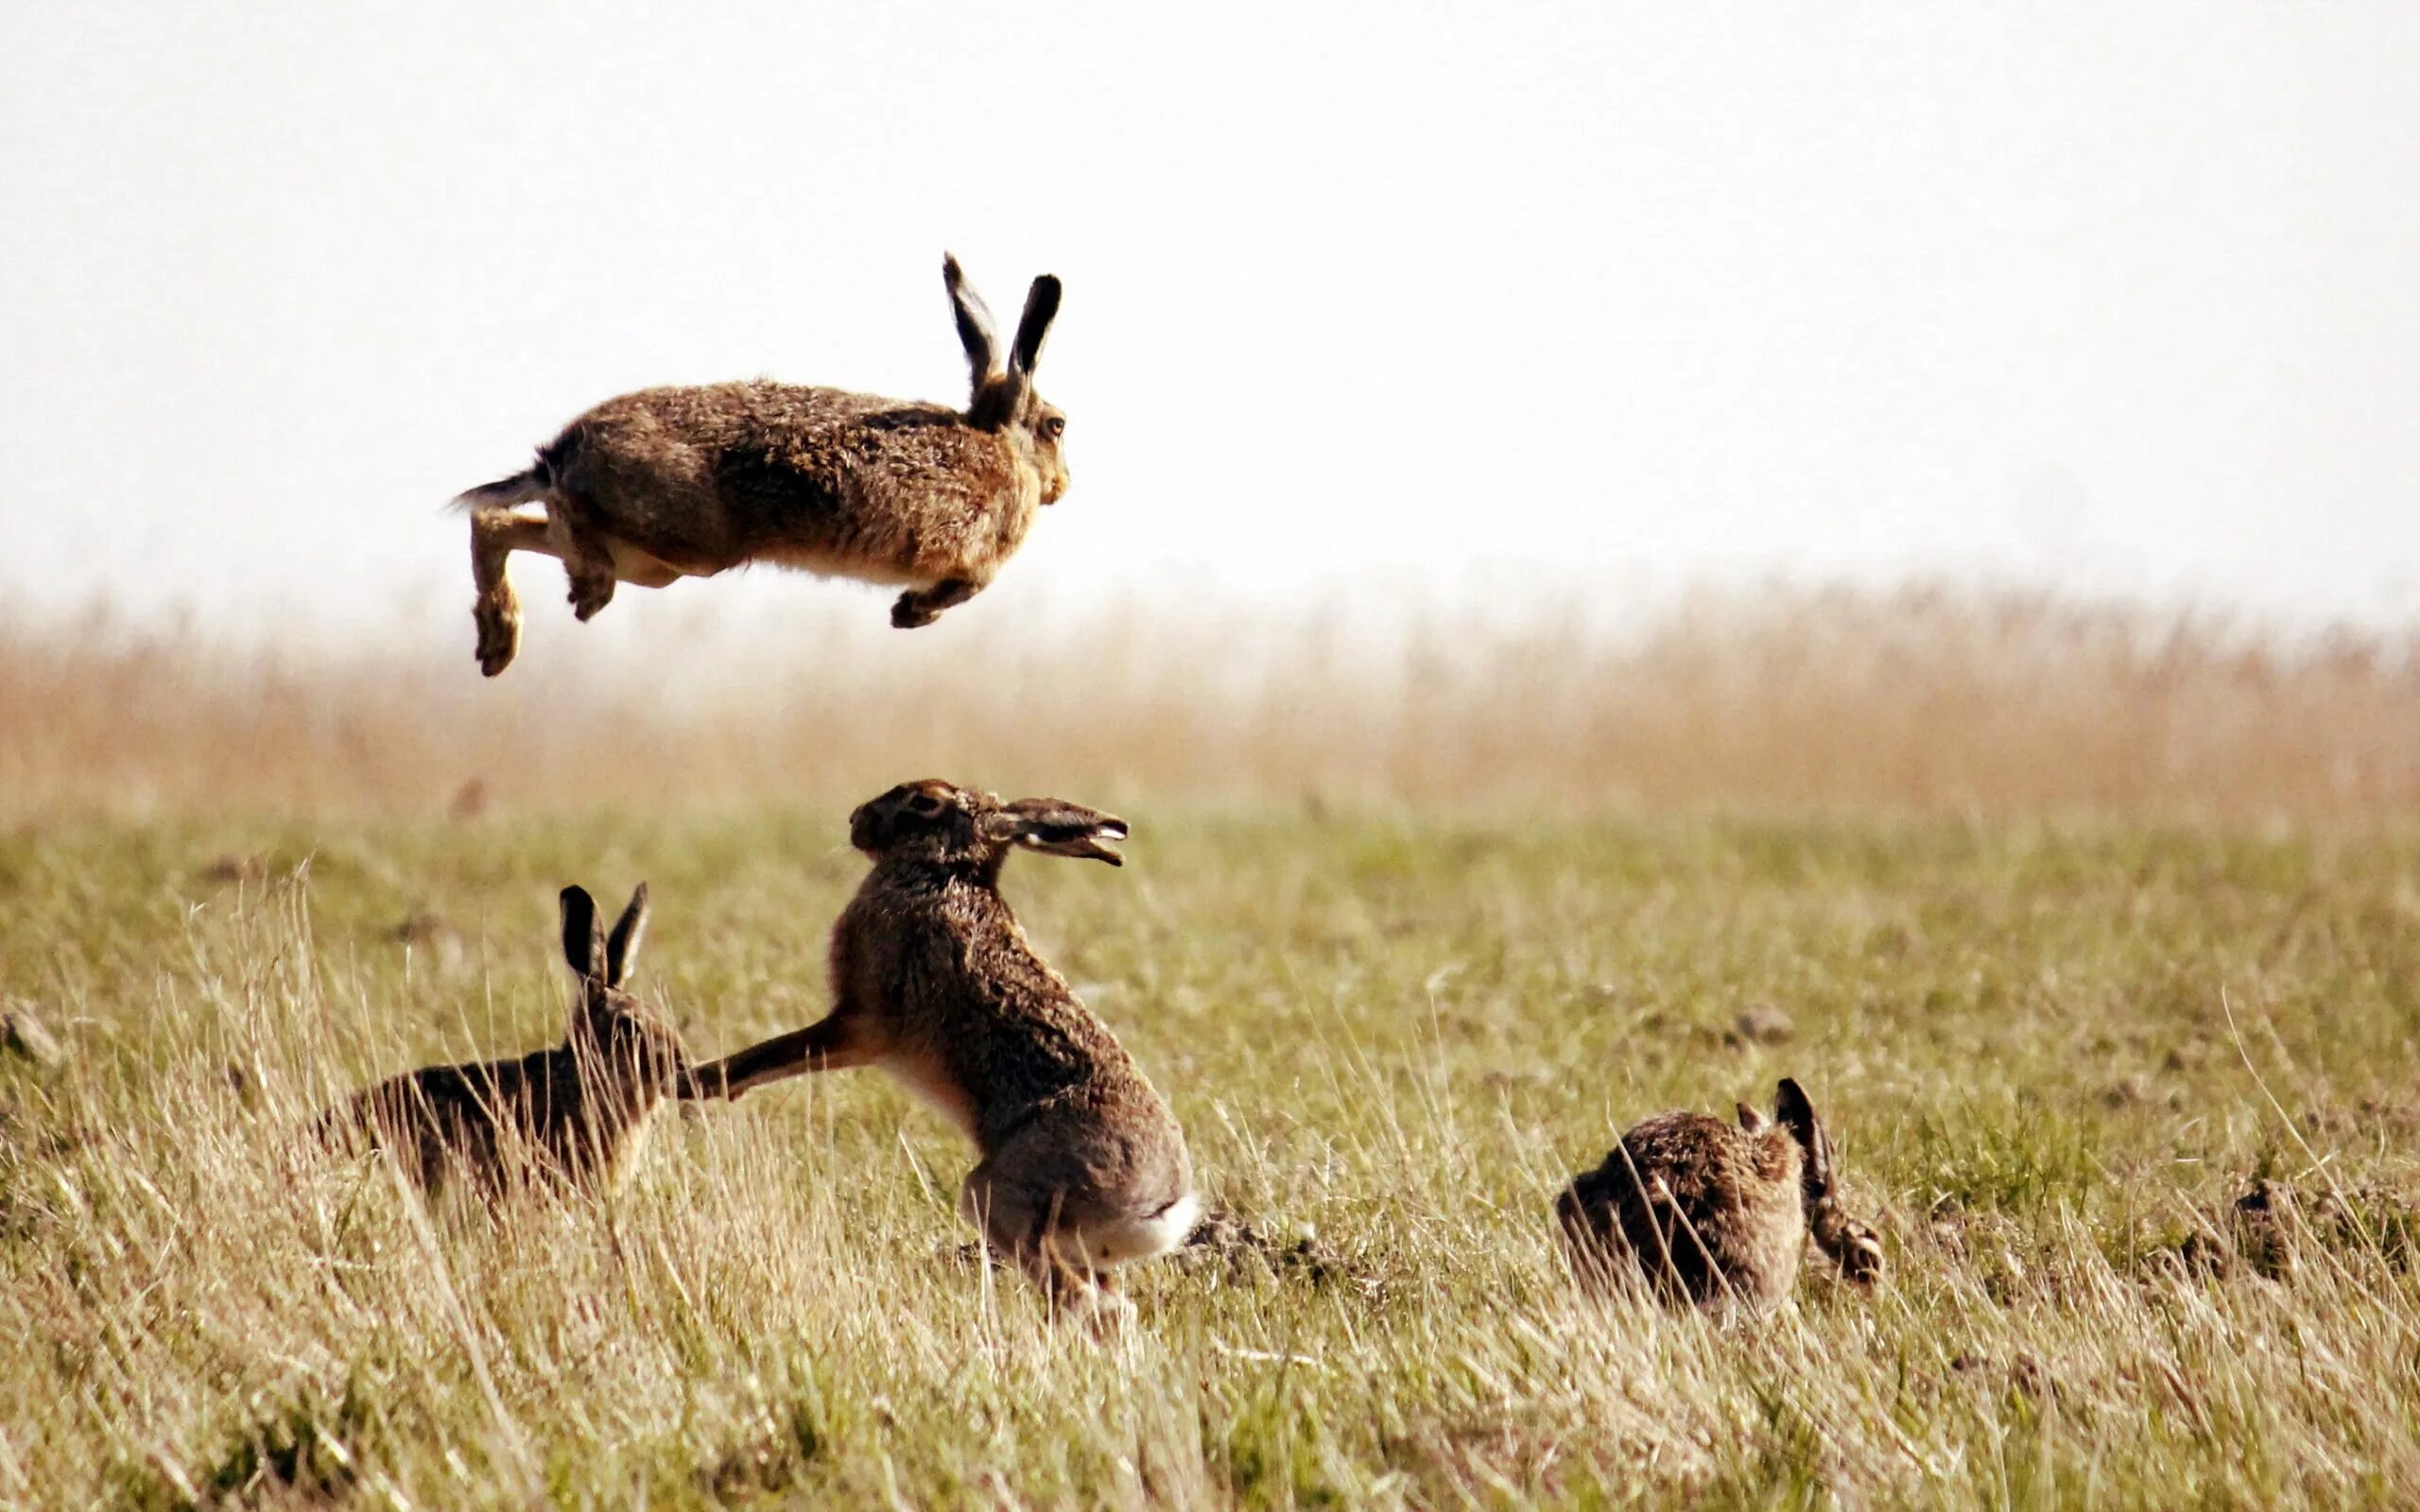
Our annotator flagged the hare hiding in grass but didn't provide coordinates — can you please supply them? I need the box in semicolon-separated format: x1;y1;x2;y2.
1556;1077;1884;1307
456;256;1067;675
683;781;1197;1320
323;884;692;1197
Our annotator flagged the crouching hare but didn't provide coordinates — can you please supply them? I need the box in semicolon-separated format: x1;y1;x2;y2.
1556;1077;1884;1308
456;255;1068;675
684;781;1197;1320
322;884;693;1198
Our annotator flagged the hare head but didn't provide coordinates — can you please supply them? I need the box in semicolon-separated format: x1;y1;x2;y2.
849;780;1128;873
944;254;1068;503
559;884;680;1074
1771;1077;1886;1285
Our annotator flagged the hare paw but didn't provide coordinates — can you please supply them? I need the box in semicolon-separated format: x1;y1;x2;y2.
569;572;616;623
1064;1284;1137;1335
475;604;521;678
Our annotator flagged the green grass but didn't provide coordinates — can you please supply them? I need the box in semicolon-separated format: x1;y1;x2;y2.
4;811;2420;1506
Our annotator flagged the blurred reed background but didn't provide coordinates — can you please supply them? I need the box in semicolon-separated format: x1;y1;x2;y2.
5;583;2415;823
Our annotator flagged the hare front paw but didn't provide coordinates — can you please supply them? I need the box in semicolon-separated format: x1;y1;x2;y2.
568;569;616;623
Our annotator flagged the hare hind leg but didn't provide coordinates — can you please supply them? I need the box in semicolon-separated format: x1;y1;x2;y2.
470;509;558;677
470;504;685;674
959;1171;1122;1319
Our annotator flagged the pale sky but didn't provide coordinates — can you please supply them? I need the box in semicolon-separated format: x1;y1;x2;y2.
4;0;2416;639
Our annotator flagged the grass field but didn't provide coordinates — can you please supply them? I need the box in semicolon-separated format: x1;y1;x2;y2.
9;585;2417;822
6;807;2420;1507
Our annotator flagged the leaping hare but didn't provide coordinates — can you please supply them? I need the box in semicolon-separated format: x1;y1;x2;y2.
683;781;1197;1319
1556;1077;1884;1307
322;884;693;1197
455;256;1067;676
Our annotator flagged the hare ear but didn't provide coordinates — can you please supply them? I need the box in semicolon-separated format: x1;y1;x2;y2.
605;883;649;988
943;253;998;391
1737;1102;1771;1134
1774;1077;1834;1191
560;886;605;982
1009;274;1061;381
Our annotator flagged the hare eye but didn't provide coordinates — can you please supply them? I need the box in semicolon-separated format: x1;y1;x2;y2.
1042;416;1065;439
908;793;945;816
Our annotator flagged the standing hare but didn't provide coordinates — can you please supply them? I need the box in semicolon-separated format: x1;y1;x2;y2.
323;885;692;1197
684;781;1197;1319
1556;1077;1884;1308
455;255;1067;675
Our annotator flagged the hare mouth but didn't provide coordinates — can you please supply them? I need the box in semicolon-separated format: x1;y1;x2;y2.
1017;819;1126;865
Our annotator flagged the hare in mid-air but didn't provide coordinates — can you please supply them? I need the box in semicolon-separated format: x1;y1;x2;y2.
683;781;1196;1320
1556;1077;1884;1308
455;256;1067;676
322;884;693;1197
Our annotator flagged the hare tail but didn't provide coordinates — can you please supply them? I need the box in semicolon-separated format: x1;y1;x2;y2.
450;466;550;514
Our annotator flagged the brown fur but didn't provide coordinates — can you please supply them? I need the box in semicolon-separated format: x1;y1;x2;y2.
322;885;692;1199
683;781;1196;1318
1556;1077;1884;1308
458;257;1068;676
